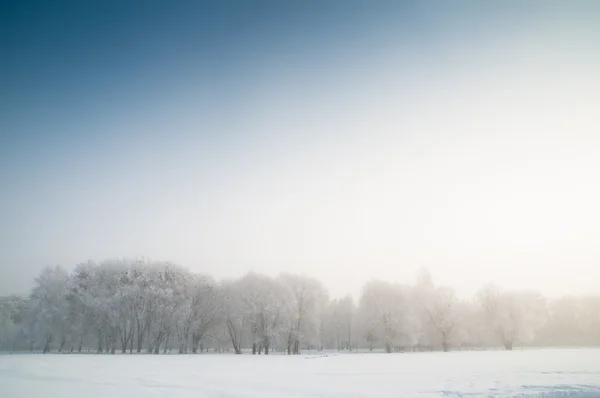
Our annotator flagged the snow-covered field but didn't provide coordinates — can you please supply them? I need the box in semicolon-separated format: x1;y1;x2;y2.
1;349;600;397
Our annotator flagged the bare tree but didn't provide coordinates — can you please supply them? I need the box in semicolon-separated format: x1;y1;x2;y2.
240;273;286;355
280;274;326;354
360;280;409;353
477;284;546;350
221;280;245;354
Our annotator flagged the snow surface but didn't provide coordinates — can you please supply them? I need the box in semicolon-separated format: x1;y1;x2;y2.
1;348;600;397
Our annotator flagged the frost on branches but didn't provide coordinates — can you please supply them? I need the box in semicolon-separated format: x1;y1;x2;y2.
3;263;600;354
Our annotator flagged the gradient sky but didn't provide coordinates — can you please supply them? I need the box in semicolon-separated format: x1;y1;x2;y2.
2;1;600;298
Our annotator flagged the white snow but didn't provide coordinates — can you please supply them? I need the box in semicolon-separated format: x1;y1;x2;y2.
1;348;600;397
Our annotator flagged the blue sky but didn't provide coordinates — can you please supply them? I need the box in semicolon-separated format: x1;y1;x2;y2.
2;1;600;298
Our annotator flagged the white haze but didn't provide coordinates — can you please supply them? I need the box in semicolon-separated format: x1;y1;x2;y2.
2;10;600;301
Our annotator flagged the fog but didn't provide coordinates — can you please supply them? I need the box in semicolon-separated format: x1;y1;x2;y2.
2;261;600;355
3;7;600;398
2;3;600;303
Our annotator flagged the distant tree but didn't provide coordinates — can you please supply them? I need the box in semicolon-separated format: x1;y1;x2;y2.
28;266;71;353
477;284;546;350
279;274;327;354
221;279;246;354
580;295;600;345
17;259;600;356
240;273;286;355
359;280;410;353
325;296;356;351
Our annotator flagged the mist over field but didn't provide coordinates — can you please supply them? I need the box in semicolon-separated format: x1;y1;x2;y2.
2;1;600;397
1;262;599;356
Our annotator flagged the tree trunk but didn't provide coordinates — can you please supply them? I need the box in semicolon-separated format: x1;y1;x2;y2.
177;332;186;354
384;341;392;353
504;340;513;350
191;332;200;354
442;341;449;352
348;324;352;352
264;344;269;355
136;322;144;353
43;334;52;354
252;343;257;355
105;334;109;353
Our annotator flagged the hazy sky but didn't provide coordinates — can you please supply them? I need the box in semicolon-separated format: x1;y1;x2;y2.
2;1;600;299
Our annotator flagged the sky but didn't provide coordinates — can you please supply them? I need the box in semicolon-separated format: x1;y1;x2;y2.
2;1;600;299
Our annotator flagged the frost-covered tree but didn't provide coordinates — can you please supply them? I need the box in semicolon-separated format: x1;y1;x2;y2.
324;296;356;351
279;274;327;354
189;275;221;354
16;258;600;354
536;296;582;346
146;265;182;354
579;295;600;345
535;295;600;347
413;270;460;352
0;296;27;351
477;284;546;350
239;272;286;355
28;266;71;353
424;286;459;351
221;279;246;354
359;280;411;353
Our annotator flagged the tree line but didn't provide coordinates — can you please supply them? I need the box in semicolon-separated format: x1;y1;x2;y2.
0;259;599;354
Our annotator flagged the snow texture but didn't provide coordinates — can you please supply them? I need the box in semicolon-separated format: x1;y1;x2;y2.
1;348;600;397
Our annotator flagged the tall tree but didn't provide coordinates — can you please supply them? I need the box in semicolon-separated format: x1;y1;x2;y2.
477;284;546;350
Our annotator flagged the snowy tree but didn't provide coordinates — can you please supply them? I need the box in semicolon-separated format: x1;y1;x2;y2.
0;296;26;351
536;296;582;346
129;262;157;353
324;296;356;351
239;272;286;355
91;261;126;354
28;266;71;353
68;261;98;352
416;281;460;352
279;274;327;354
172;275;196;354
477;284;546;350
189;275;221;354
580;295;600;345
15;258;600;355
221;279;246;354
146;264;183;354
359;280;411;353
